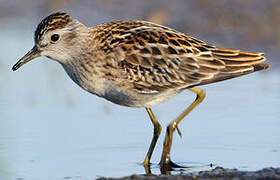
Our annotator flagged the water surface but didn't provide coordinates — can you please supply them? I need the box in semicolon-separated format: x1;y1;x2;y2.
0;28;279;180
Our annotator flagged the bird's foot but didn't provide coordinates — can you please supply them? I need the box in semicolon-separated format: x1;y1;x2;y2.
160;159;185;174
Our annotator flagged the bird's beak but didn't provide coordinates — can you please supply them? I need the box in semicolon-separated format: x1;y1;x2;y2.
12;46;41;71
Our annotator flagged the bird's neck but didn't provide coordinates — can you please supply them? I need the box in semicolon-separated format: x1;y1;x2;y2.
61;50;110;98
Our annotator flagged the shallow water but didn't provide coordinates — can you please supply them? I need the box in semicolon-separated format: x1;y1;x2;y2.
0;28;279;180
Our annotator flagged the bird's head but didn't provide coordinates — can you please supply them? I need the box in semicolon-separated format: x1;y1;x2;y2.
12;12;87;71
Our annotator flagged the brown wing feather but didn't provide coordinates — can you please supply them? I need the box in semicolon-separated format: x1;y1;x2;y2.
196;48;269;86
93;20;269;93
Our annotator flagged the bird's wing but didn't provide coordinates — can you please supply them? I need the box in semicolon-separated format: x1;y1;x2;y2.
94;20;269;94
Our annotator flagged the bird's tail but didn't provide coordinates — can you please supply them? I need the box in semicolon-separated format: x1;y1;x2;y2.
198;47;270;86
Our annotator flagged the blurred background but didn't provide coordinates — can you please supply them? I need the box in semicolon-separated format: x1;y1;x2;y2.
0;0;279;180
1;0;280;63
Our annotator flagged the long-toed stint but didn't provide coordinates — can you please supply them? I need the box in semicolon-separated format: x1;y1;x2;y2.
12;12;269;173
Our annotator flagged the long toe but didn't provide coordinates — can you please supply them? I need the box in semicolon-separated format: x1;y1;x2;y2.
160;159;186;174
168;160;185;168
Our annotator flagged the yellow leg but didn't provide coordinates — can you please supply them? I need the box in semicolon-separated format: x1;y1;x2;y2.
143;107;162;172
159;88;206;171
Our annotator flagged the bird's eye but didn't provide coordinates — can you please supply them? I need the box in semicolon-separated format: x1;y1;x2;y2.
51;34;60;42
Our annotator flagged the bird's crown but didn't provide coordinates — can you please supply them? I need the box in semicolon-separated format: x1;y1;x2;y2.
34;12;72;43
